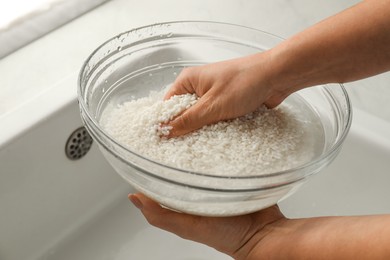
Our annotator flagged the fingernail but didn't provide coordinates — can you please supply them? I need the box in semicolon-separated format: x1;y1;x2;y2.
129;194;143;210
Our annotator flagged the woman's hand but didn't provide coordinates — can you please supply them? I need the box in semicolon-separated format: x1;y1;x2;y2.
164;0;390;138
129;193;390;259
129;193;288;259
164;53;291;137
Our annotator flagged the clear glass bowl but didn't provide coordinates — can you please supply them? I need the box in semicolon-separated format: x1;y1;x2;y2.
78;21;352;216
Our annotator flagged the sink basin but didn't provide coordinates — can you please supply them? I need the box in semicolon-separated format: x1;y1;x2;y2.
0;98;389;259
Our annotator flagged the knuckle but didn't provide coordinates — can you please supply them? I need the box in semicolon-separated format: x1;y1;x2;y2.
179;112;192;127
168;112;194;137
180;67;194;77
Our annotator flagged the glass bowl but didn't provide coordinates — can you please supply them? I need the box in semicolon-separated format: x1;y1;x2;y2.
78;21;352;216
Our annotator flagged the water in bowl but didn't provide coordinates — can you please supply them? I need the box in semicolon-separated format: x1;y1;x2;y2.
96;62;326;174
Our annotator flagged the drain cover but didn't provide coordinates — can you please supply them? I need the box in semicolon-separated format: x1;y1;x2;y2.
65;126;93;160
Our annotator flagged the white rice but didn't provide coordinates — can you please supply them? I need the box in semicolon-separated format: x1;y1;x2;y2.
101;88;313;176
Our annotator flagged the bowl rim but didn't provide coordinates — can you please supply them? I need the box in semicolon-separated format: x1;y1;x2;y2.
78;20;353;180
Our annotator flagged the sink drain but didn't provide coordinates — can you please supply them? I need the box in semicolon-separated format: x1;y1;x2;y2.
65;126;93;160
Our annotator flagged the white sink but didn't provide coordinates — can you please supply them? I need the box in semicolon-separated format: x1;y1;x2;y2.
1;0;389;258
0;100;229;260
1;99;389;260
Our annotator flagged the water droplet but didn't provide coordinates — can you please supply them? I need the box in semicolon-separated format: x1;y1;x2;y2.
117;46;122;51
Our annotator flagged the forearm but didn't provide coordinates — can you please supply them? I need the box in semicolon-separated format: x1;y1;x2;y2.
263;0;390;95
237;214;390;259
285;215;390;259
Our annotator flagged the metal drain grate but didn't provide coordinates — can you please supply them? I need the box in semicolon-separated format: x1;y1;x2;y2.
65;126;93;160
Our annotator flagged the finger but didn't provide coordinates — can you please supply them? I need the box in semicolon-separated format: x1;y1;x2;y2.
128;193;245;255
129;193;206;241
164;69;196;100
264;92;289;109
128;193;286;258
166;96;215;137
163;82;189;101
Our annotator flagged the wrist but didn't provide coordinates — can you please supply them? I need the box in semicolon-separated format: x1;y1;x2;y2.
240;50;302;107
264;42;316;96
